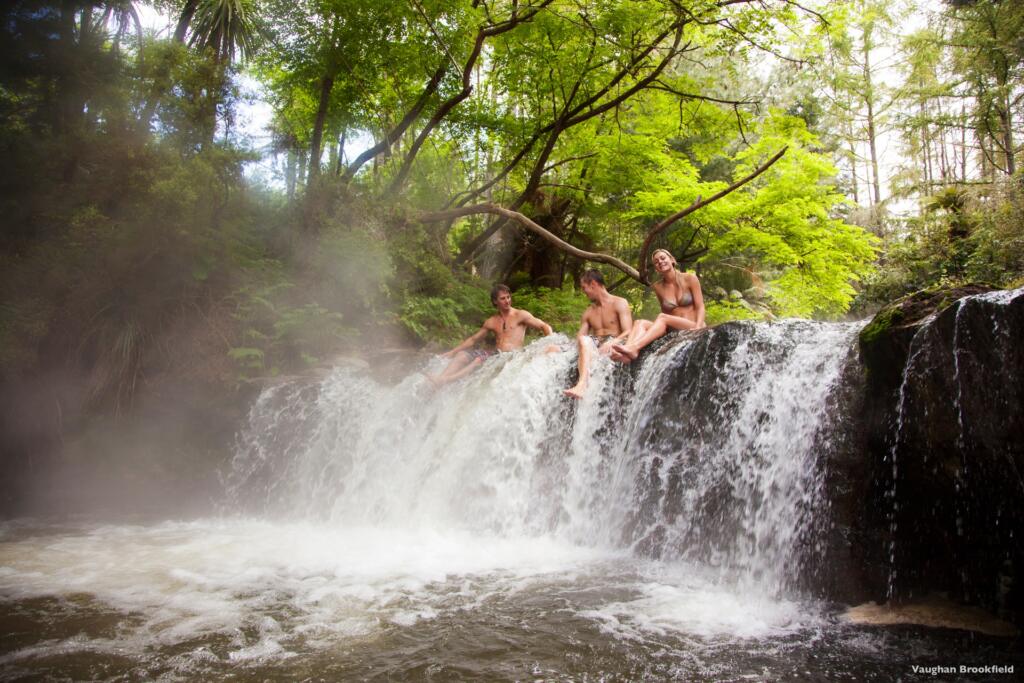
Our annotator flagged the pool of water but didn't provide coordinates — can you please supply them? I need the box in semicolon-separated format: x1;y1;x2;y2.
2;518;1020;681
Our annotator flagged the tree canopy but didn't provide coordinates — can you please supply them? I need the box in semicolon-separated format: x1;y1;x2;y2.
1;0;1021;400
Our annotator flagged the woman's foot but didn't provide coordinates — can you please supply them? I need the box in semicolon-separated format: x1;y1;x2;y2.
611;343;638;362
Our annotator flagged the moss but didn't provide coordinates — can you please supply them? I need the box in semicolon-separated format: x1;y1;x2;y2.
860;305;905;347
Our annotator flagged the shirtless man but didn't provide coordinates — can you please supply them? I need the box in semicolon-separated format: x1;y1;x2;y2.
428;284;553;387
563;269;633;399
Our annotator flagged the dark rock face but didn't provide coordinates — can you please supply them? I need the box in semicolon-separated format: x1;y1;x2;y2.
855;286;1024;623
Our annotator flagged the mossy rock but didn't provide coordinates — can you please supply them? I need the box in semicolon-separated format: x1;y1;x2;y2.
859;283;994;384
859;305;905;347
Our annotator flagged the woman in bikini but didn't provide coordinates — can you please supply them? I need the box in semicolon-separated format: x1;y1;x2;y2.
611;249;706;363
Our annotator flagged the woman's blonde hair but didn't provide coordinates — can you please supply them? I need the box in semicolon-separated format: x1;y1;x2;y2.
651;248;676;265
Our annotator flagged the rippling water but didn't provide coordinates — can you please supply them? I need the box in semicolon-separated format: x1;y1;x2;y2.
3;518;1018;681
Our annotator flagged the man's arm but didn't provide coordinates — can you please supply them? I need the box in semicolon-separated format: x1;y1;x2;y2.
575;310;592;339
441;323;491;358
521;311;553;337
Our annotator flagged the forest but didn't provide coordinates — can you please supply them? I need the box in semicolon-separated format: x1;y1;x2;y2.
0;0;1022;510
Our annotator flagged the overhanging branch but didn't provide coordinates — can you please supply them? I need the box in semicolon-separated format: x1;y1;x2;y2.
638;145;788;281
420;202;642;282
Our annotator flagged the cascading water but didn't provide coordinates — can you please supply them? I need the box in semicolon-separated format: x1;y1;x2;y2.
228;319;862;597
884;314;937;600
4;313;1021;680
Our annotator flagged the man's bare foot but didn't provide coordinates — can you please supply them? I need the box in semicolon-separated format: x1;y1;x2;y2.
563;383;586;400
611;343;638;361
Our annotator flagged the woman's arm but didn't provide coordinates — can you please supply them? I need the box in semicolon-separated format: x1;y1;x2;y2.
686;273;706;328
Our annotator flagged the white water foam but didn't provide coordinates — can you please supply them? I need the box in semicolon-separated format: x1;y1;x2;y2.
0;518;816;669
2;322;867;671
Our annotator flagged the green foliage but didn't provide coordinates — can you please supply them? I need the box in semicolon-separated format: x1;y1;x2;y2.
399;281;491;347
230;285;354;377
509;286;588;335
309;224;394;313
705;300;761;326
857;178;1024;310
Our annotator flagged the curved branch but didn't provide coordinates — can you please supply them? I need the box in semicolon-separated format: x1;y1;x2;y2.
638;146;788;281
389;0;556;193
650;80;757;107
420;202;642;282
341;64;447;184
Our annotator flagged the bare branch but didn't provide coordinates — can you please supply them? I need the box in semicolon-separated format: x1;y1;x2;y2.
650;81;758;107
542;152;598;174
389;0;557;193
421;203;642;282
448;129;544;207
780;0;829;26
411;0;462;73
341;64;447;183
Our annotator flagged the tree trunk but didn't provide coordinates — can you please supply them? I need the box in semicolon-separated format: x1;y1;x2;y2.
998;104;1015;176
978;132;990;180
285;148;297;200
921;117;932;194
959;106;967;182
308;74;335;182
174;0;199;43
297;152;307;193
862;32;881;206
848;139;860;204
334;131;346;176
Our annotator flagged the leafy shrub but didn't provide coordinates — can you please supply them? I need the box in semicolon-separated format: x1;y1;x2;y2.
705;300;761;325
509;285;588;335
399;281;492;347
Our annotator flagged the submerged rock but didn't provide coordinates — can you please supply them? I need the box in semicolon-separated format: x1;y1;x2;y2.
844;597;1019;637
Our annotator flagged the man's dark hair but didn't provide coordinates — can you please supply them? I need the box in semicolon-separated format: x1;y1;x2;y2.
490;283;511;304
580;269;605;286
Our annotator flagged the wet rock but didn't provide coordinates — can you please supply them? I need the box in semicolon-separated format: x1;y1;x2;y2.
854;285;1024;625
844;596;1019;637
728;289;743;301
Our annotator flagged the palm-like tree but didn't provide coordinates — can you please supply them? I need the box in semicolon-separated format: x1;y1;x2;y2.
177;0;264;64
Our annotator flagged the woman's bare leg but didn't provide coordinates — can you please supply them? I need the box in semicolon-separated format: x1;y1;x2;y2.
613;314;698;361
611;320;652;362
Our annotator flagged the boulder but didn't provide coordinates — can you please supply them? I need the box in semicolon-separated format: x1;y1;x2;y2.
743;285;766;302
849;284;1024;624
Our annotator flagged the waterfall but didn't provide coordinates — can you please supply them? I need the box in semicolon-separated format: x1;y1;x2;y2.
228;320;863;597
